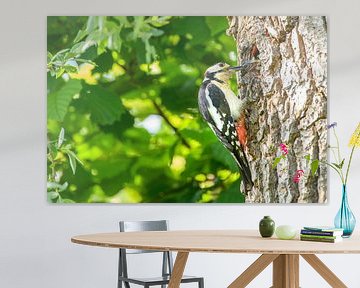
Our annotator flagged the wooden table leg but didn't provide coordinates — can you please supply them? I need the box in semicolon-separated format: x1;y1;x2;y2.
287;255;299;288
301;254;347;288
272;254;299;288
168;252;189;288
273;254;286;287
228;254;279;288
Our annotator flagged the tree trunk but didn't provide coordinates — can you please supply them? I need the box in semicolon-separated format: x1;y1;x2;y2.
227;16;327;203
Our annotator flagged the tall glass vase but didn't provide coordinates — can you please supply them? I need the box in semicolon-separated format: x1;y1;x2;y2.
334;185;356;237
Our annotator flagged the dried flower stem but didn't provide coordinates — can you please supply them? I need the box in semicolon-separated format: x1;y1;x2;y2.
328;127;346;184
345;145;356;185
333;127;342;163
319;160;344;183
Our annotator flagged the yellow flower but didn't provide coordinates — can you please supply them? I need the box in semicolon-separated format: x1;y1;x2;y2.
349;122;360;147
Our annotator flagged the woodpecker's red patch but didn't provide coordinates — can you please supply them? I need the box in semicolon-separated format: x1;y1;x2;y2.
235;115;247;148
251;44;259;58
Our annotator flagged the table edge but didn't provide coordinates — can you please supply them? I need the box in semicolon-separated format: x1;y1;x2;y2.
71;236;360;255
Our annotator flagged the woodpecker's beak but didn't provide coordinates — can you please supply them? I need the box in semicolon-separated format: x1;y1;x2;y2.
229;65;244;71
229;60;259;73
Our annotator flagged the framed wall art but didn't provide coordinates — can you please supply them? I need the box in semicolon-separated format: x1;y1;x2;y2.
47;16;327;203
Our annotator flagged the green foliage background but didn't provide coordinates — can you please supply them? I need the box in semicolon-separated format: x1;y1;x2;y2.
47;16;244;203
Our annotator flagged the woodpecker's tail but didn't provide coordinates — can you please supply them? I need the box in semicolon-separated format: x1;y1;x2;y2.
233;148;253;194
232;116;253;193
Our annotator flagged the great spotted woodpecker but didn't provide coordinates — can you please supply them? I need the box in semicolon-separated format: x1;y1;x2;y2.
198;62;255;192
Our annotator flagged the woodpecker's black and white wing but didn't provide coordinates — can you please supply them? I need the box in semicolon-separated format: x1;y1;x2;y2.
198;81;253;189
198;82;236;148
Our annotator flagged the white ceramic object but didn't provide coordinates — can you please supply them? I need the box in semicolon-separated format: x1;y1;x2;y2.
275;225;297;240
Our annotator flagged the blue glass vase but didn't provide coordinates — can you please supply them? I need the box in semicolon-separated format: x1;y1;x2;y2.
334;185;356;237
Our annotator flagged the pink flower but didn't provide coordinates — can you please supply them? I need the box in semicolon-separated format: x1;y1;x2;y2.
279;143;288;155
293;170;305;183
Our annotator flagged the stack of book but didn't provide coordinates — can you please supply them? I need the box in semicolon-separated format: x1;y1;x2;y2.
300;226;344;243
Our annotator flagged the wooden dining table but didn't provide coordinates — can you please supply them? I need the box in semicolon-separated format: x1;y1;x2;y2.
71;230;360;288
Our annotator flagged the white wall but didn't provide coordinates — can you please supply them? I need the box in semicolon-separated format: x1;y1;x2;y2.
1;0;360;287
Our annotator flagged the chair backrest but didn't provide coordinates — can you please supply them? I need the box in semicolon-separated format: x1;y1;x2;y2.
120;220;168;232
119;220;169;254
118;220;174;281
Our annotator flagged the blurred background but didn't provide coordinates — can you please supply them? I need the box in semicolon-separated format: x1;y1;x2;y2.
47;16;244;203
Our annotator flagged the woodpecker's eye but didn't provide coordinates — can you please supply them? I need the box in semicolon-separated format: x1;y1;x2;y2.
218;63;225;68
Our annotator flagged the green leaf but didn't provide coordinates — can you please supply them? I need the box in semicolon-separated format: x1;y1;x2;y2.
47;191;59;200
311;160;319;176
205;16;228;36
47;73;64;94
77;85;124;125
170;17;211;45
51;48;70;61
68;149;83;165
57;127;65;148
272;156;283;168
93;51;114;73
217;179;245;203
47;142;58;159
144;39;156;63
47;182;68;192
99;110;135;139
339;158;345;169
64;65;78;73
55;68;65;78
64;59;79;73
86;16;100;32
61;198;76;203
182;128;217;146
70;41;91;55
150;28;164;37
76;58;97;66
304;154;311;162
47;51;53;63
67;151;77;174
160;78;198;112
78;45;98;61
114;16;130;26
63;148;83;170
134;39;146;64
99;177;126;196
210;142;237;172
332;162;341;169
92;158;133;180
73;29;88;43
108;30;122;52
147;16;172;27
47;80;82;121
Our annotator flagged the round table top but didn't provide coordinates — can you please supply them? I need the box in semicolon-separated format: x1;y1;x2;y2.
71;230;360;254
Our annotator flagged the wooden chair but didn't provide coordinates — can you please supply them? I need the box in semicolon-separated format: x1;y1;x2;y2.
118;220;204;288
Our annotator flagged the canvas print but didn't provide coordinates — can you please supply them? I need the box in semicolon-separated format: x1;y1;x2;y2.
47;16;327;203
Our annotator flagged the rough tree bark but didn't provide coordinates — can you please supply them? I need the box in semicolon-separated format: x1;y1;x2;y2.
227;16;327;203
